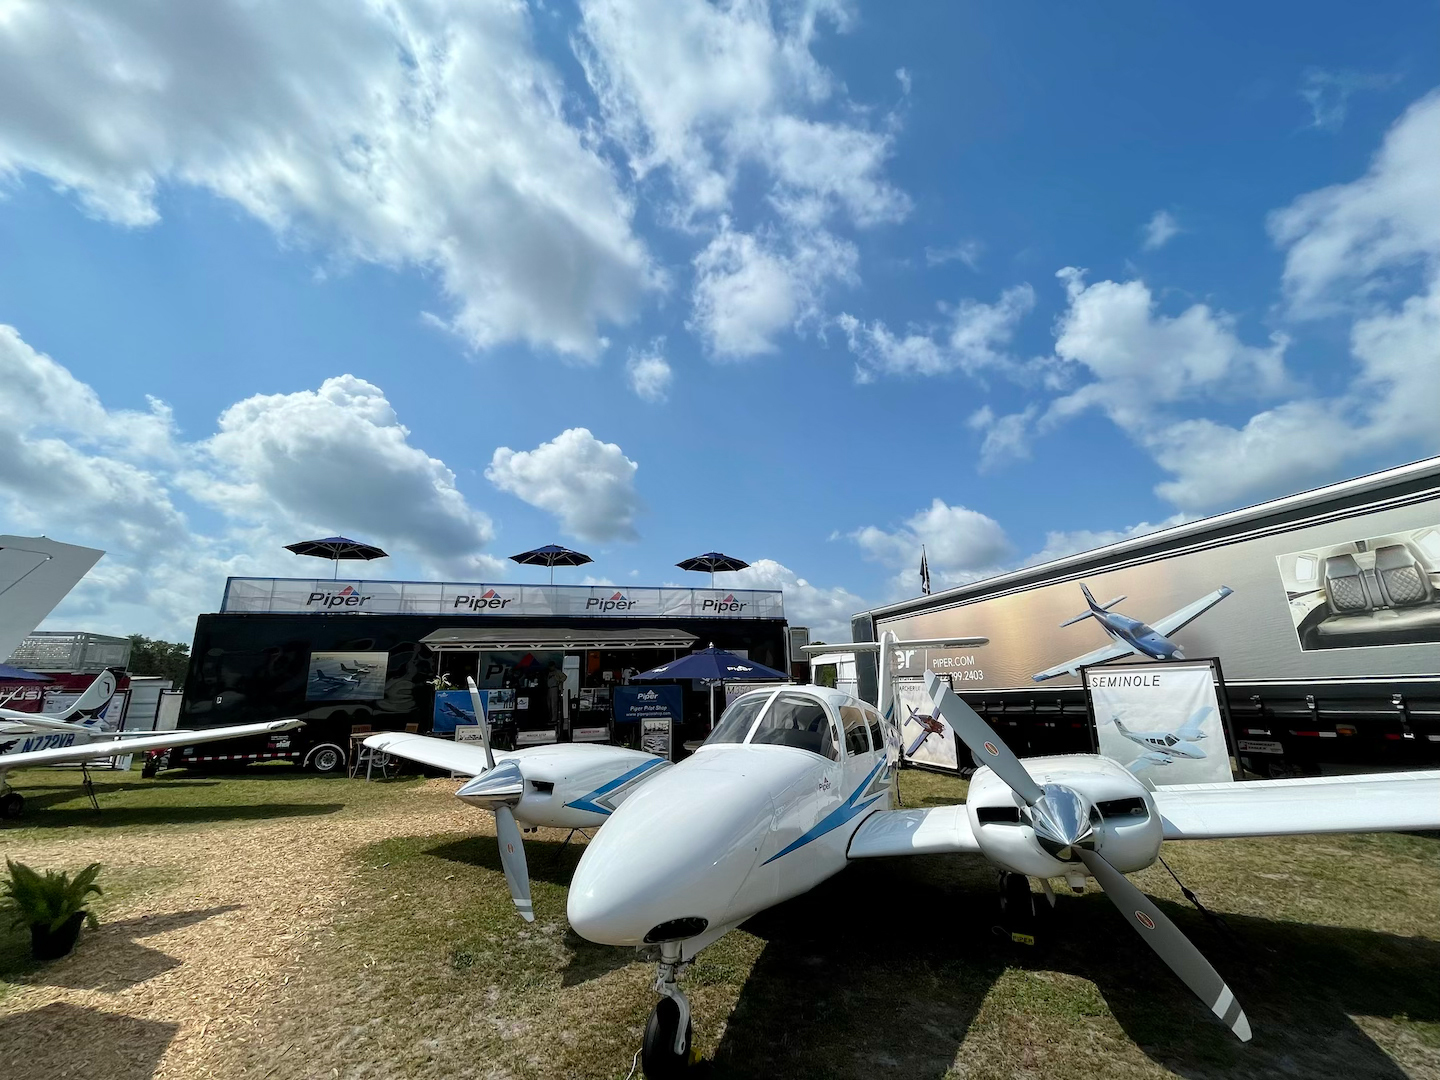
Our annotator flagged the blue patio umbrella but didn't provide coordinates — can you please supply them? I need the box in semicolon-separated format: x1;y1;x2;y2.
632;645;788;728
676;551;750;588
285;536;389;579
509;544;593;585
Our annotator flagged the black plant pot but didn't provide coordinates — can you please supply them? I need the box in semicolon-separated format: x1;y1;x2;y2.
30;912;86;961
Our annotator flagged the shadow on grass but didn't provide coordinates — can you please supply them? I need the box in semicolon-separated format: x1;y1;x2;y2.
704;857;1438;1080
3;905;244;992
426;833;589;889
7;801;344;829
0;1001;178;1078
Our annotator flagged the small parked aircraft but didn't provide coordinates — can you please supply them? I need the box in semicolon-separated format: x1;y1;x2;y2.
1032;581;1234;682
902;702;946;756
1113;706;1210;768
0;670;303;817
365;636;1440;1078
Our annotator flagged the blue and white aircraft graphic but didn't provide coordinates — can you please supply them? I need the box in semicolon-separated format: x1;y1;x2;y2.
1033;582;1234;682
1113;706;1211;769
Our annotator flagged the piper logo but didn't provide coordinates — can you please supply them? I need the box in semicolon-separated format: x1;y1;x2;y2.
586;591;637;612
307;585;373;609
637;690;658;701
701;593;747;613
454;589;513;611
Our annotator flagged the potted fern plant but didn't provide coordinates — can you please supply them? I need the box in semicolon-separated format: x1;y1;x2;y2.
3;859;102;961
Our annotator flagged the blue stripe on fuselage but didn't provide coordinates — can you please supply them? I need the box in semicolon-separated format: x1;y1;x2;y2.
563;757;668;816
761;758;888;866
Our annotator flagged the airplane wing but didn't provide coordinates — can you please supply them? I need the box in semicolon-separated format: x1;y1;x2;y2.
846;805;981;858
0;719;304;770
1032;640;1136;683
1154;770;1440;839
1175;706;1211;741
363;731;498;777
1149;586;1234;638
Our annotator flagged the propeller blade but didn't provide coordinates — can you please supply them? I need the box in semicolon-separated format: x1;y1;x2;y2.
924;670;1044;806
466;676;496;771
1077;848;1250;1041
494;805;534;923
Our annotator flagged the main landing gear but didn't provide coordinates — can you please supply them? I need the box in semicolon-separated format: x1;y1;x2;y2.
0;789;23;819
641;942;695;1079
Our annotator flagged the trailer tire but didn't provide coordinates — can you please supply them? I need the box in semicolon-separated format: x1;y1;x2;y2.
307;743;346;775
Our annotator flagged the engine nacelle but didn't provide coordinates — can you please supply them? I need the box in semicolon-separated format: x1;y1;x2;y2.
966;754;1163;879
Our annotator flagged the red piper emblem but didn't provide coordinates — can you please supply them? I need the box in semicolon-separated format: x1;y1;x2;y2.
983;741;999;756
1135;910;1156;930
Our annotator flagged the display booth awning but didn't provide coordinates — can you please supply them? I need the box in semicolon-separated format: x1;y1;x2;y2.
421;627;699;652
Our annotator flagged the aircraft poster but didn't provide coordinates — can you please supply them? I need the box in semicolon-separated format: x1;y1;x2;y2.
894;676;958;770
1085;660;1233;786
305;650;387;701
875;497;1440;690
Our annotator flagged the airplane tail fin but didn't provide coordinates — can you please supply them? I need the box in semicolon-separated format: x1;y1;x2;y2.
1177;706;1210;740
52;669;118;724
1059;583;1127;627
1111;715;1129;735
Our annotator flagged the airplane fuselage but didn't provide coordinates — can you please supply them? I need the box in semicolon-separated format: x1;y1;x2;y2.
1123;730;1206;759
1093;610;1181;660
567;741;893;948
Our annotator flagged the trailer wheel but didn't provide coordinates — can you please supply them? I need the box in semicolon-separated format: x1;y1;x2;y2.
308;744;346;775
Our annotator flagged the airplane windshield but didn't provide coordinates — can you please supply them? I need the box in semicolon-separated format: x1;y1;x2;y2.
704;693;772;746
750;693;839;760
1164;734;1178;746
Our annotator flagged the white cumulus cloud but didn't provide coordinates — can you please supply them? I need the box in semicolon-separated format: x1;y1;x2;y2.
626;342;673;403
727;558;865;642
840;283;1036;382
0;0;655;358
1142;210;1181;250
486;428;642;543
853;498;1014;597
0;324;503;639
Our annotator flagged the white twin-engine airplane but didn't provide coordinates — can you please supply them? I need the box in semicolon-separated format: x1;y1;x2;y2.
365;638;1440;1078
1114;706;1211;769
0;669;303;818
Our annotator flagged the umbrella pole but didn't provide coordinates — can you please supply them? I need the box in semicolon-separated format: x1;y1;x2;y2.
710;682;715;731
550;564;555;586
333;557;339;580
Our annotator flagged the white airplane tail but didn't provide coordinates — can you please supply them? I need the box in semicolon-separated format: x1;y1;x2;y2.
53;669;118;725
1058;583;1127;627
798;632;988;729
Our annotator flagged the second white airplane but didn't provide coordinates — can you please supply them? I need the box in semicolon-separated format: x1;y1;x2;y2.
366;639;1440;1079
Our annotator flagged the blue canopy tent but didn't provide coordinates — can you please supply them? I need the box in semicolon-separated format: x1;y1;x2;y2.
631;645;788;730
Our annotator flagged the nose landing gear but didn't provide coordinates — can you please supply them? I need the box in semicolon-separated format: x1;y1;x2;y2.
642;942;696;1078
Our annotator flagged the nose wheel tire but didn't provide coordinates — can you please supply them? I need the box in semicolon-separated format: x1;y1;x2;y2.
0;791;23;819
641;996;694;1078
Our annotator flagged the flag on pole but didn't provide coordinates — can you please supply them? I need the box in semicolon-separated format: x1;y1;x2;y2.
920;545;931;595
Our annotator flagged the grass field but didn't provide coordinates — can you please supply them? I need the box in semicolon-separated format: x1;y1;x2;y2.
1;763;1437;1079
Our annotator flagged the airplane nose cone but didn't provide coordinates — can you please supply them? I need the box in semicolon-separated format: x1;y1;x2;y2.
567;753;783;946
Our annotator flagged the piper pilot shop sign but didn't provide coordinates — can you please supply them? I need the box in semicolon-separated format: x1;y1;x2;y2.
221;578;784;620
613;685;683;726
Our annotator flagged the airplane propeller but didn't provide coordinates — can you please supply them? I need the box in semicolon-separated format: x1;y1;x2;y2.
460;678;534;923
922;671;1251;1041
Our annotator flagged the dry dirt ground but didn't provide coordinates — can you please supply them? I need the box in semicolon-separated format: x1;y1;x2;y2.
1;767;1437;1080
0;772;486;1079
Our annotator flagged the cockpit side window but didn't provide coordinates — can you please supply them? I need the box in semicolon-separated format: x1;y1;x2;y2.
862;706;884;752
750;693;839;760
838;705;872;757
1164;734;1178;746
705;693;771;746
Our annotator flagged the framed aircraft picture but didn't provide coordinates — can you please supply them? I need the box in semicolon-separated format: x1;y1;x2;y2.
305;650;388;701
1083;659;1235;786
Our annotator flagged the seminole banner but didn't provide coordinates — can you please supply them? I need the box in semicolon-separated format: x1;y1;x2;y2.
220;577;785;620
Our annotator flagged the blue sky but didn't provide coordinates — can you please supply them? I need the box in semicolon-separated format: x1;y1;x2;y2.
0;0;1436;642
